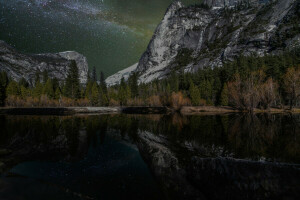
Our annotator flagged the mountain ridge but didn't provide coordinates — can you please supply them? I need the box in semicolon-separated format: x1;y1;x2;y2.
106;0;299;85
0;40;88;84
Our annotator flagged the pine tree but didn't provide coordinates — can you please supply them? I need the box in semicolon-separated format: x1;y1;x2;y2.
99;71;107;94
220;83;229;106
166;83;171;95
20;85;30;100
189;79;201;106
128;72;138;98
0;71;8;106
126;85;131;100
6;81;20;96
99;87;108;106
85;81;93;100
91;82;99;106
43;79;54;99
54;87;61;100
52;78;59;91
35;70;41;85
42;70;49;84
87;68;91;83
65;60;80;99
19;77;29;88
118;77;128;106
92;66;97;83
33;82;43;98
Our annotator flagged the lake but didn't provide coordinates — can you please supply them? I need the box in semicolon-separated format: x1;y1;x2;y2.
0;113;300;199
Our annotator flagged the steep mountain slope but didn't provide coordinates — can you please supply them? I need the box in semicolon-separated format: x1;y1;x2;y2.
106;0;299;85
0;40;88;83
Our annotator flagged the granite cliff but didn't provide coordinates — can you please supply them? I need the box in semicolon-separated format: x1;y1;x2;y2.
0;40;88;84
106;0;299;85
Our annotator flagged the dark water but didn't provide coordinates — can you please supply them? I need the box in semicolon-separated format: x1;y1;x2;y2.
0;113;300;200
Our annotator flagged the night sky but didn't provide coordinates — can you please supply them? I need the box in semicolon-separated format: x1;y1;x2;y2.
0;0;200;76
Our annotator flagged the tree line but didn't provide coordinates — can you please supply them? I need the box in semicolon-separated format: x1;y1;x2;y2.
0;49;300;110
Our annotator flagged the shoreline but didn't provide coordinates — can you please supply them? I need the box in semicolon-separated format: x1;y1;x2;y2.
0;106;300;115
0;107;171;115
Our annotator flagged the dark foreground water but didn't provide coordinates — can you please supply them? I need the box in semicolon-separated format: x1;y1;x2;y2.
0;113;300;200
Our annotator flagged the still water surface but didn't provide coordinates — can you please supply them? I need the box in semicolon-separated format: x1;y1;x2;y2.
0;113;300;199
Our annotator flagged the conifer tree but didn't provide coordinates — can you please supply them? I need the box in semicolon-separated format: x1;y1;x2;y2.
220;83;229;106
20;85;30;99
99;71;107;94
87;68;91;83
33;82;43;98
35;70;41;85
85;81;93;100
52;78;59;91
43;79;54;99
19;77;29;88
54;87;61;100
42;70;49;84
92;66;97;83
0;71;8;106
99;87;108;106
189;79;201;106
6;81;20;96
65;60;80;99
91;82;99;106
118;77;128;106
128;72;138;98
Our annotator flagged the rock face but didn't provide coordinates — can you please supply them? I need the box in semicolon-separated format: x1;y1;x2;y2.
107;0;299;84
203;0;262;8
0;40;88;84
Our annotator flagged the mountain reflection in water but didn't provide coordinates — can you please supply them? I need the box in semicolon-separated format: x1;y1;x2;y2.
0;113;299;200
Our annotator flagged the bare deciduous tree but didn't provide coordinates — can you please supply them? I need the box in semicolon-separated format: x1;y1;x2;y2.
283;67;300;109
259;78;278;110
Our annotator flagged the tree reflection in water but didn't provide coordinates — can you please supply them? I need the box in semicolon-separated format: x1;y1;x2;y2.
0;113;299;165
0;113;300;199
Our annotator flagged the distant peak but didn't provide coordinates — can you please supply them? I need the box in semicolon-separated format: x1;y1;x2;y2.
166;1;184;14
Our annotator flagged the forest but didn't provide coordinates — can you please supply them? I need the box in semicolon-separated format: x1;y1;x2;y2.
0;49;300;111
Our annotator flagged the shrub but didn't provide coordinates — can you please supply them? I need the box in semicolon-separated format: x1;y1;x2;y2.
109;99;120;106
148;95;162;107
170;92;191;110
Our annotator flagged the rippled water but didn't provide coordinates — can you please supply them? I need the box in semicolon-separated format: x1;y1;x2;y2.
0;0;200;76
0;113;300;199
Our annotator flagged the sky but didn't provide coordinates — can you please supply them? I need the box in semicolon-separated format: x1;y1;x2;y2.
0;0;200;77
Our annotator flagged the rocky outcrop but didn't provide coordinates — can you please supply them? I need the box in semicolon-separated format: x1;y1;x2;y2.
203;0;262;8
0;40;88;84
106;0;299;84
